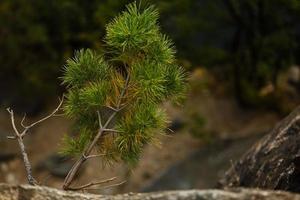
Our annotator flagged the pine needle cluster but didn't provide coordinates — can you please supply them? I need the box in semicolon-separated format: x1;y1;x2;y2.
61;2;187;165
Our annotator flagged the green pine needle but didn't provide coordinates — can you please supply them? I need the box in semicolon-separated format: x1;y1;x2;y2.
62;49;110;88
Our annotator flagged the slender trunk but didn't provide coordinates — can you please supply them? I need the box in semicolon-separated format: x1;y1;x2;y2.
17;137;36;185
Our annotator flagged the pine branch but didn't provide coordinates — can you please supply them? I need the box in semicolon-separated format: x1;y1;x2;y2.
63;75;130;190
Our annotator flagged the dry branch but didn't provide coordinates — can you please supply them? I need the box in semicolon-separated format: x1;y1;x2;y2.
67;177;117;191
6;97;64;185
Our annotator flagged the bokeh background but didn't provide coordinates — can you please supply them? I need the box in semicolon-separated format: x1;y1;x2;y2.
1;0;300;194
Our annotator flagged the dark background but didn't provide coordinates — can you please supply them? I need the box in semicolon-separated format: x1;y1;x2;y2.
2;0;300;114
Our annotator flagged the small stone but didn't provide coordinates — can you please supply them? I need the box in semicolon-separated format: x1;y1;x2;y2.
5;173;16;184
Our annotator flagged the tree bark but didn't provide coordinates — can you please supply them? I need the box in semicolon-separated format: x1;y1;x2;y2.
219;106;300;192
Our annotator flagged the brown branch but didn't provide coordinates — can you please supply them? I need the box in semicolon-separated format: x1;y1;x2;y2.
67;177;117;191
105;104;127;112
20;97;64;137
84;180;127;191
6;136;17;140
97;111;103;128
103;129;123;133
6;97;64;185
98;180;126;190
85;154;107;160
63;75;130;190
20;114;27;128
7;108;20;135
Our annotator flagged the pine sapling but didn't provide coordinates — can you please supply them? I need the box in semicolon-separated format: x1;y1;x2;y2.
6;2;187;191
61;2;187;190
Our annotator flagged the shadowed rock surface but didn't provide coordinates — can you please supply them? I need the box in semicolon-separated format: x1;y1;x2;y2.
220;106;300;192
142;133;263;192
1;183;300;200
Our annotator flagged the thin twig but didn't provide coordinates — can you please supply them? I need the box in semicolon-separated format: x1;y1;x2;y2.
20;97;64;137
105;105;118;112
103;129;123;133
96;180;126;190
85;154;107;159
105;104;127;112
21;114;27;128
53;113;65;117
84;180;127;191
6;136;17;140
97;111;103;128
7;108;20;135
67;177;117;191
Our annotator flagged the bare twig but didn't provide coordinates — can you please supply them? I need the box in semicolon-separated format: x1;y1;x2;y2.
67;177;117;191
85;153;108;160
84;180;127;191
20;97;64;137
7;135;17;140
6;97;64;185
63;75;130;190
105;104;126;112
105;105;118;112
7;108;20;135
53;113;65;117
97;111;103;128
97;180;126;190
21;114;27;128
103;129;123;133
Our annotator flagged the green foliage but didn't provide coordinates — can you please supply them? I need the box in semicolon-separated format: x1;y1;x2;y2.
164;65;188;102
106;3;159;52
62;49;110;88
131;60;167;103
3;0;300;111
61;2;187;165
116;103;167;163
61;129;93;156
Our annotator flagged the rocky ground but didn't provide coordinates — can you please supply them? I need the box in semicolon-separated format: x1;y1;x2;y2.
1;183;300;200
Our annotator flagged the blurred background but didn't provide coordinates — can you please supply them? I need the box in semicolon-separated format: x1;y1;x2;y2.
1;0;300;194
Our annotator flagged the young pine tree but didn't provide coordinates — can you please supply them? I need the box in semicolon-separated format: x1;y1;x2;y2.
61;2;187;189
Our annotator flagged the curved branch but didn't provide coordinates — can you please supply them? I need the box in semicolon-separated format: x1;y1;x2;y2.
20;97;64;137
67;177;117;191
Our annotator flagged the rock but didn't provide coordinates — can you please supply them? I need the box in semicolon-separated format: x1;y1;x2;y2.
220;106;300;192
142;133;263;192
0;183;300;200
